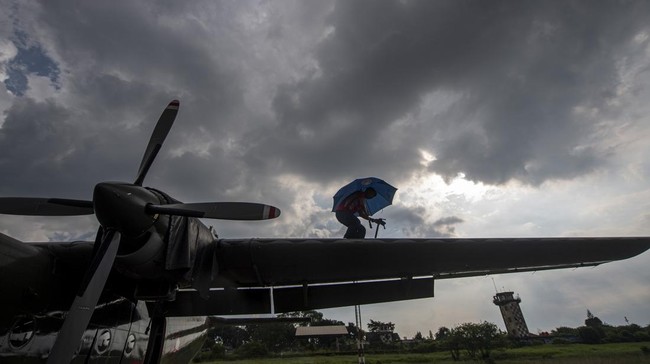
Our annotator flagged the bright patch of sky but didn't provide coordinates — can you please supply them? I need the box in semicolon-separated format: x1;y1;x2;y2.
0;39;17;81
4;31;60;96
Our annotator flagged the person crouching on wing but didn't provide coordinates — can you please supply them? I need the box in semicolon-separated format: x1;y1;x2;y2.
334;188;383;239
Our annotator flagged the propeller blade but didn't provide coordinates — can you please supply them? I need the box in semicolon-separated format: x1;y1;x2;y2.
147;202;281;220
47;230;121;364
134;100;179;186
0;197;94;216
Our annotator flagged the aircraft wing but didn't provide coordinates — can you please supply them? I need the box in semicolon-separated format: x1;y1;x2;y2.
162;236;650;316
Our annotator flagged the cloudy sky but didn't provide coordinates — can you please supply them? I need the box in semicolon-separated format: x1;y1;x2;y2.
1;0;649;337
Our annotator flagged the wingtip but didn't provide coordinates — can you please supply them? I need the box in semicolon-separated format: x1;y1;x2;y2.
168;100;180;110
264;205;281;219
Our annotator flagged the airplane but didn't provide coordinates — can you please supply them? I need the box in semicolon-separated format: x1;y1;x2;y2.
1;100;648;363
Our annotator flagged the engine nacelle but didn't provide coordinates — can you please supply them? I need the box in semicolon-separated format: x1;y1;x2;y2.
112;188;217;298
114;217;169;281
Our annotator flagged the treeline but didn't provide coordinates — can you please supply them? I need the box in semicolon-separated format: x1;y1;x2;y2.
194;310;650;362
196;311;348;361
550;311;650;344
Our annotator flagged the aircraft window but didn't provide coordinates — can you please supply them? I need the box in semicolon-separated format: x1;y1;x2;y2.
9;316;35;348
95;329;112;354
125;334;136;355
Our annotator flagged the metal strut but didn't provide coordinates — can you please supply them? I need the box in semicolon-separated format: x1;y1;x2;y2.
355;304;365;364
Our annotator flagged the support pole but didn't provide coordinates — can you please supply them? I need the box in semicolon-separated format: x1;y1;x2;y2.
355;304;365;364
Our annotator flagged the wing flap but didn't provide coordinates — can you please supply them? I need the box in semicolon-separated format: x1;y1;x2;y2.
163;278;435;316
273;278;434;313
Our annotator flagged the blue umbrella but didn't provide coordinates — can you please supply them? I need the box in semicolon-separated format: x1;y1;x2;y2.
332;177;397;216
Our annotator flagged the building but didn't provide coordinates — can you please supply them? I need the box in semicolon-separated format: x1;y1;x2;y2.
493;291;529;338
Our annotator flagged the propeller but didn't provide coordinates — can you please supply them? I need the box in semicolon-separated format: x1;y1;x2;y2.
46;229;121;363
147;202;280;220
0;100;281;363
135;100;179;186
0;197;93;216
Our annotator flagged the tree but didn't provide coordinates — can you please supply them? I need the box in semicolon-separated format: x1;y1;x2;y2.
414;331;424;341
435;326;451;341
246;322;295;352
347;322;361;340
459;322;496;359
445;322;503;361
582;310;605;342
585;310;603;328
233;341;268;358
280;310;324;325
552;326;578;338
578;326;602;344
442;328;462;361
368;319;395;333
366;319;399;347
210;325;249;349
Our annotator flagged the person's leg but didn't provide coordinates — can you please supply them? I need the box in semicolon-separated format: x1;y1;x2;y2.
350;222;366;239
336;211;366;239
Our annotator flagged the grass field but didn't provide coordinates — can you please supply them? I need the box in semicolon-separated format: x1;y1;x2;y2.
199;342;650;364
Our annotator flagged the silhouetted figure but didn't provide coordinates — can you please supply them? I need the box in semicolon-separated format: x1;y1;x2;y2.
334;188;383;238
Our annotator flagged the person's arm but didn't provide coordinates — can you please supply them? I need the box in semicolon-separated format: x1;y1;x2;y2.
359;209;370;220
357;197;371;220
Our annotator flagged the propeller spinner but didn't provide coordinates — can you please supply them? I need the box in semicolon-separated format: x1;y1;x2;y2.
0;100;281;363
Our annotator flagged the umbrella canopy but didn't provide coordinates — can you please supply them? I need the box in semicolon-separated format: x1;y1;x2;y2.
332;177;397;216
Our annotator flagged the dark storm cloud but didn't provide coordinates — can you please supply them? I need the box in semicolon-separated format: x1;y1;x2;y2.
0;1;253;202
3;0;649;215
432;216;464;236
0;99;78;196
36;1;244;119
0;94;161;197
433;216;464;228
249;0;650;186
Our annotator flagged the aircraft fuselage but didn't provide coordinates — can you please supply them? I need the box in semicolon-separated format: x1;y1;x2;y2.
0;234;209;363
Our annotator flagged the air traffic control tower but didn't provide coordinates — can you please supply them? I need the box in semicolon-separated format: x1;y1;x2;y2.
493;291;529;338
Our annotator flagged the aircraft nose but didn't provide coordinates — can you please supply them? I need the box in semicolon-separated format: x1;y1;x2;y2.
93;182;158;236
